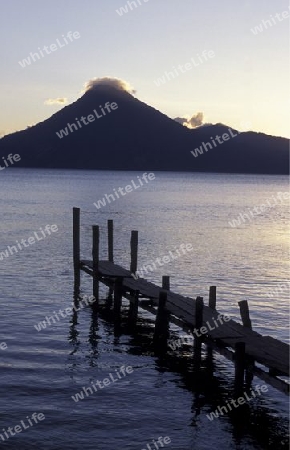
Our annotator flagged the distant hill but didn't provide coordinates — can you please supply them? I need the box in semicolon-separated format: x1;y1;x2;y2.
0;85;288;174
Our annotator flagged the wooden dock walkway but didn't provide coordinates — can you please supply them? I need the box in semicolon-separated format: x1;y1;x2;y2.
73;208;290;395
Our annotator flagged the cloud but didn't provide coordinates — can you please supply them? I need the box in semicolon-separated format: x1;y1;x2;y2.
44;98;68;105
174;112;204;129
83;77;136;94
188;112;204;128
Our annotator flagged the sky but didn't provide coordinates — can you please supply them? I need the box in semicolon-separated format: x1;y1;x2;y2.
0;0;289;138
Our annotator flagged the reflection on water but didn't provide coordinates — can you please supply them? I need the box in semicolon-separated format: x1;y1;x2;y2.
66;290;289;449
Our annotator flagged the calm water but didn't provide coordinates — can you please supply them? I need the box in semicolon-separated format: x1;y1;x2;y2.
0;169;289;449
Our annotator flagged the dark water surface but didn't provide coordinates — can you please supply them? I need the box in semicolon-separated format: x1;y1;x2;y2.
0;169;289;449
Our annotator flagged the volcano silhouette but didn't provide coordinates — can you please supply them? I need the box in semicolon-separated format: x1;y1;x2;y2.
0;85;288;174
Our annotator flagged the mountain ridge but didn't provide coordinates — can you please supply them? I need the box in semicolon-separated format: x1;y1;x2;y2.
0;86;288;174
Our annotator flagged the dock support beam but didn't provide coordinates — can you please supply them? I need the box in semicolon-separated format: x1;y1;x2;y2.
195;296;204;330
130;231;138;276
209;286;216;310
92;225;99;306
73;207;80;292
238;300;252;329
162;276;170;291
108;220;114;263
128;289;139;328
234;342;246;396
106;219;114;308
238;300;254;386
114;277;123;321
153;290;169;351
194;296;204;364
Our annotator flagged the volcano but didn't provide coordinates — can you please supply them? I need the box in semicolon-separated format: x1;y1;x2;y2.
0;85;288;174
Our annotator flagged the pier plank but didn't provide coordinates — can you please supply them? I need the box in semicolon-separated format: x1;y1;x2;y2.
81;260;132;278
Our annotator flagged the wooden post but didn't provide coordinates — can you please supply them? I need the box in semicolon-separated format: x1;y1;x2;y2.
114;277;123;319
162;276;170;290
238;300;252;329
128;290;139;328
238;300;254;387
195;296;204;330
72;291;80;317
194;296;204;362
209;286;216;310
234;342;246;395
108;220;114;263
92;225;99;304
153;290;169;350
73;207;80;290
106;287;113;311
130;230;138;275
69;293;79;346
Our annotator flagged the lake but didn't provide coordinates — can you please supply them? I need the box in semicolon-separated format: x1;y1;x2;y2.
0;169;289;449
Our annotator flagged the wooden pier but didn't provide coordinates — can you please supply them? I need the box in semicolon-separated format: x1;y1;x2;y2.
73;207;290;395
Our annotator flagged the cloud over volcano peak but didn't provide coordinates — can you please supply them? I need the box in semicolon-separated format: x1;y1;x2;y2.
83;77;136;94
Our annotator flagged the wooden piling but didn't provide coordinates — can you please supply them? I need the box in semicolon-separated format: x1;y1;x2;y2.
238;301;253;386
92;225;99;304
69;293;79;344
238;300;252;329
153;290;169;349
73;207;80;290
209;286;216;310
162;276;170;290
128;289;139;328
114;277;123;319
130;231;138;275
108;220;114;263
234;341;246;395
194;296;204;362
195;296;204;330
106;287;113;311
